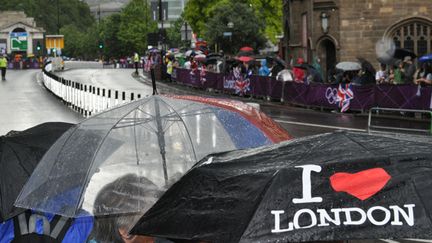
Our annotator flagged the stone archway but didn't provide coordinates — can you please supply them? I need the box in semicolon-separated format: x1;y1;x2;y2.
317;37;336;82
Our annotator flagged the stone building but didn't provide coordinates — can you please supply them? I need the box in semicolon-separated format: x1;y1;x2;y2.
282;0;432;80
0;11;45;56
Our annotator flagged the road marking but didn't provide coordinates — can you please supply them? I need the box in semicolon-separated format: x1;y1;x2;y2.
380;240;400;243
403;239;432;243
274;119;366;132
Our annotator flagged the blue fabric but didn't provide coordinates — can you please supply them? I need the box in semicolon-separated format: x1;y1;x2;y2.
214;108;271;149
0;220;14;243
0;211;93;243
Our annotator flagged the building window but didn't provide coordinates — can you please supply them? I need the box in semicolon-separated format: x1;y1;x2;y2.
390;21;432;58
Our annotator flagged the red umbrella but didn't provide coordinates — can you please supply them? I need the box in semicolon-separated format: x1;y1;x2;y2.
240;46;253;52
237;56;254;63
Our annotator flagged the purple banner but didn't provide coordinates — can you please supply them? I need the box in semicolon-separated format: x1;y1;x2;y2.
173;68;432;111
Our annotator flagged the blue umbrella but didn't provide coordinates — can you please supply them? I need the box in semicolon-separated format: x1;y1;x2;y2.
419;54;432;62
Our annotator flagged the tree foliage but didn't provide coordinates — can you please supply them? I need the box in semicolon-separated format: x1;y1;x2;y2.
183;0;219;38
204;1;266;54
166;15;185;48
184;0;282;43
117;0;157;54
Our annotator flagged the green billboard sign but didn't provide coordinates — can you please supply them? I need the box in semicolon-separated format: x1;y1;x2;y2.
10;32;28;51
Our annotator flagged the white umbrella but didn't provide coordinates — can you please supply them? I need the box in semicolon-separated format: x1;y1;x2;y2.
185;50;194;57
276;69;293;82
336;61;361;71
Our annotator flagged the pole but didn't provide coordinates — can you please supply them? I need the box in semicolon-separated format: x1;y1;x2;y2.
57;0;60;34
159;0;164;50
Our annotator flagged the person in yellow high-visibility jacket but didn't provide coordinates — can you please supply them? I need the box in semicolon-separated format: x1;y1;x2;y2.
0;54;8;81
133;52;140;75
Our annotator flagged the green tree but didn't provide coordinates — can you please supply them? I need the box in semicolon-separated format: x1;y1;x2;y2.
205;1;266;54
117;0;157;54
60;24;85;58
184;0;282;43
166;15;185;48
183;0;219;38
249;0;283;43
98;13;129;59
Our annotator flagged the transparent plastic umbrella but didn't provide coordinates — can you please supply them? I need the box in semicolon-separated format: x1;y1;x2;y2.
15;95;291;218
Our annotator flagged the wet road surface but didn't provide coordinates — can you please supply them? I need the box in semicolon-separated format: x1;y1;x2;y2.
0;70;82;135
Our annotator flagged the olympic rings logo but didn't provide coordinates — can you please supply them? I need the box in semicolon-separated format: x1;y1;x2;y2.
325;87;338;104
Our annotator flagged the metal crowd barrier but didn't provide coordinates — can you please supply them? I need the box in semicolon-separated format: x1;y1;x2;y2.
368;107;432;135
41;68;143;117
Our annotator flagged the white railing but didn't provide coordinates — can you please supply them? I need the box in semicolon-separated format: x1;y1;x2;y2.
41;64;143;117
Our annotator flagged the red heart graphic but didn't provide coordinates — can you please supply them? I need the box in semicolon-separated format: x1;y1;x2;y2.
329;168;391;200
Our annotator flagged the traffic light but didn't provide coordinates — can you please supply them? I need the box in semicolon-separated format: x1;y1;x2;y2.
36;41;41;51
98;41;104;49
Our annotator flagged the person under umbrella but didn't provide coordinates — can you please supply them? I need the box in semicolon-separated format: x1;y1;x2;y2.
292;58;305;82
258;59;270;76
0;122;93;243
87;174;173;243
15;95;291;224
402;56;416;84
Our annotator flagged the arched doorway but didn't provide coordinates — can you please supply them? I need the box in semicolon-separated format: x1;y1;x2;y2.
317;38;336;82
384;17;432;57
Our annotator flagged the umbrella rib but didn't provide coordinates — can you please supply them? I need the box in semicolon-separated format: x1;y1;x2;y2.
133;110;140;165
157;98;198;162
75;105;145;216
4;143;33;176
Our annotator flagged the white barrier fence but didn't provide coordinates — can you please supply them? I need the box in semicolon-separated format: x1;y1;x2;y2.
42;68;143;117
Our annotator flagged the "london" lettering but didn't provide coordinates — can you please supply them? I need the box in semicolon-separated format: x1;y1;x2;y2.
271;204;415;233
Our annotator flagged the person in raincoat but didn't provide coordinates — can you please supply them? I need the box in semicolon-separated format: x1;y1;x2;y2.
0;54;7;81
258;59;270;76
166;56;173;82
292;57;305;83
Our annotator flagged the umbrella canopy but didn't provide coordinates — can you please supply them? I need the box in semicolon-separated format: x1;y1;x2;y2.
149;48;159;53
237;56;254;63
15;95;291;218
185;50;195;57
205;56;223;65
0;122;73;222
393;48;417;59
336;61;361;71
132;131;432;242
276;69;293;82
194;54;206;62
419;54;432;62
237;51;254;57
357;57;376;74
240;46;254;52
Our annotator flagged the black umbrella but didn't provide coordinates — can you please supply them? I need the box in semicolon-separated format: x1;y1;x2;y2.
0;122;73;222
357;57;376;74
132;131;432;242
394;48;417;59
